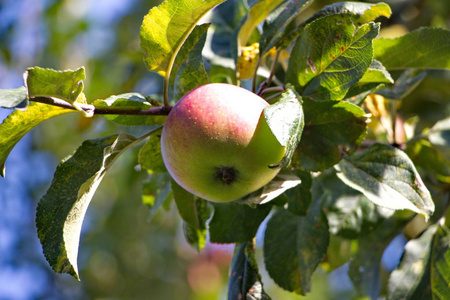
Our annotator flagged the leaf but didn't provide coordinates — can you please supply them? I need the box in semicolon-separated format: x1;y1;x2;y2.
284;169;312;216
171;180;209;251
0;86;28;109
406;140;450;179
258;0;314;57
310;1;391;24
93;93;166;126
335;143;435;220
387;224;438;300
173;24;210;100
36;134;140;279
239;173;301;206
428;117;450;148
237;0;285;50
431;224;450;300
376;69;427;100
263;86;304;168
228;242;271;300
263;199;329;295
209;202;272;244
350;214;410;299
286;15;380;100
373;27;450;70
140;0;225;77
138;132;167;173
294;98;368;171
142;173;172;218
0;102;75;177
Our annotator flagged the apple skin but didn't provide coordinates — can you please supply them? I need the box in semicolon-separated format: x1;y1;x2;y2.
161;83;285;203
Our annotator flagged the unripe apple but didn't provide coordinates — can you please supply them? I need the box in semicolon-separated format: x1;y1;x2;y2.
161;83;285;202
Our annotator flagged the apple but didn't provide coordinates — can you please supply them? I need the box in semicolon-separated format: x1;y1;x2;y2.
161;83;285;203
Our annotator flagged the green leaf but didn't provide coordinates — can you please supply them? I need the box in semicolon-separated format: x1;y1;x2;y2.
310;1;391;24
258;0;314;56
294;98;368;171
228;242;271;300
0;102;75;177
377;69;426;100
142;173;172;218
263;199;329;295
263;86;304;168
335;143;435;220
93;93;166;126
350;214;410;299
284;169;312;216
428;117;450;148
138;131;166;173
25;67;87;115
0;86;28;108
374;27;450;70
140;0;225;77
209;202;272;244
406;140;450;179
431;224;450;300
286;15;380;100
171;180;209;251
36;134;140;279
173;24;210;100
237;0;285;50
387;224;438;300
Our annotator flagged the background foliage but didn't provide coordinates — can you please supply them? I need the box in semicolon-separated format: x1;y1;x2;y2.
0;0;449;299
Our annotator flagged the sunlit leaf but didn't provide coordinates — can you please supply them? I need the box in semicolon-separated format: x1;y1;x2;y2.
36;134;140;279
140;0;225;77
374;27;450;70
387;225;438;300
93;93;166;126
263;86;304;168
0;86;28;109
294;98;368;171
286;15;380;100
0;102;75;177
263;200;329;295
431;224;450;300
138;132;166;173
209;202;272;244
428;117;450;148
310;2;391;24
228;242;271;300
335;143;435;220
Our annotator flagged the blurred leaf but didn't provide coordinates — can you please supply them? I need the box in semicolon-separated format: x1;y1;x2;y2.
431;224;450;300
374;27;450;70
237;0;285;50
428;117;450;148
263;86;304;168
228;242;271;300
258;0;314;57
406;140;450;179
263;199;329;295
387;224;438;300
294;98;368;171
209;202;272;244
93;93;166;126
0;86;28;108
36;134;140;279
0;102;75;177
350;214;410;299
138;132;166;173
336;143;435;220
376;69;427;100
284;169;312;216
25;66;85;103
286;15;379;100
173;25;210;100
142;173;172;218
171;180;210;251
140;0;224;77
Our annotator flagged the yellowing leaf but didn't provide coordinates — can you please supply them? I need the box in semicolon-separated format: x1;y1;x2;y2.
237;42;260;79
